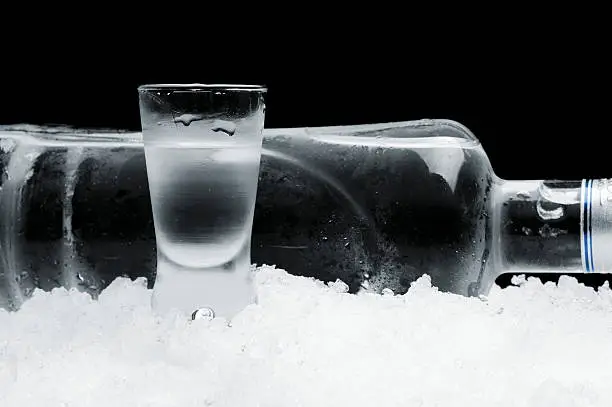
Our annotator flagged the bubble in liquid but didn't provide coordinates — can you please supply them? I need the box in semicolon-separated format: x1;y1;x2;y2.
539;181;581;205
211;119;236;136
536;200;564;221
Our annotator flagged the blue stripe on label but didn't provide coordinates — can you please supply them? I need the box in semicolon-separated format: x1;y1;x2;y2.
588;179;594;272
582;179;592;272
582;180;588;272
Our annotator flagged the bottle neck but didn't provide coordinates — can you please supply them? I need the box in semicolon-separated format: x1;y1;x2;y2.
495;179;609;275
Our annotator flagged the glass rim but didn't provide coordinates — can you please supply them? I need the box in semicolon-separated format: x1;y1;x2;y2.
138;83;267;92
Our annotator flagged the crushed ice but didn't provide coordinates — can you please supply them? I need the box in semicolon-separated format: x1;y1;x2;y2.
2;266;612;406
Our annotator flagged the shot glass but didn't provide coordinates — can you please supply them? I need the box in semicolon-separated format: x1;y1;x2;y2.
137;84;267;320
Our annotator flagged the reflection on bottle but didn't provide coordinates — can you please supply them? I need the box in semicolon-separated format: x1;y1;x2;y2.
536;201;564;221
535;181;581;221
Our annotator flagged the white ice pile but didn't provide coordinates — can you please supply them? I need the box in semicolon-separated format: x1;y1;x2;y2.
2;266;612;406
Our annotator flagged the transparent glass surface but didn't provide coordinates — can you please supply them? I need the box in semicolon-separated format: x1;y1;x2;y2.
1;120;494;312
138;84;267;319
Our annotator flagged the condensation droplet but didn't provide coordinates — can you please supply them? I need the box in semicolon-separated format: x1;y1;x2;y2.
174;113;204;126
516;191;531;200
211;119;236;136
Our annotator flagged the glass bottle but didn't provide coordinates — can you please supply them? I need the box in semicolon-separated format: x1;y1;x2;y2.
1;120;608;309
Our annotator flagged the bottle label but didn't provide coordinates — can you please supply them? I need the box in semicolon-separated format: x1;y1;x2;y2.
581;179;612;272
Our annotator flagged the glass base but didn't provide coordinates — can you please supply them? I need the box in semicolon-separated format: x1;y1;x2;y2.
151;245;257;320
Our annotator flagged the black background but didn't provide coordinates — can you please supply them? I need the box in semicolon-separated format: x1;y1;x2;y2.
1;14;609;288
1;15;609;183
